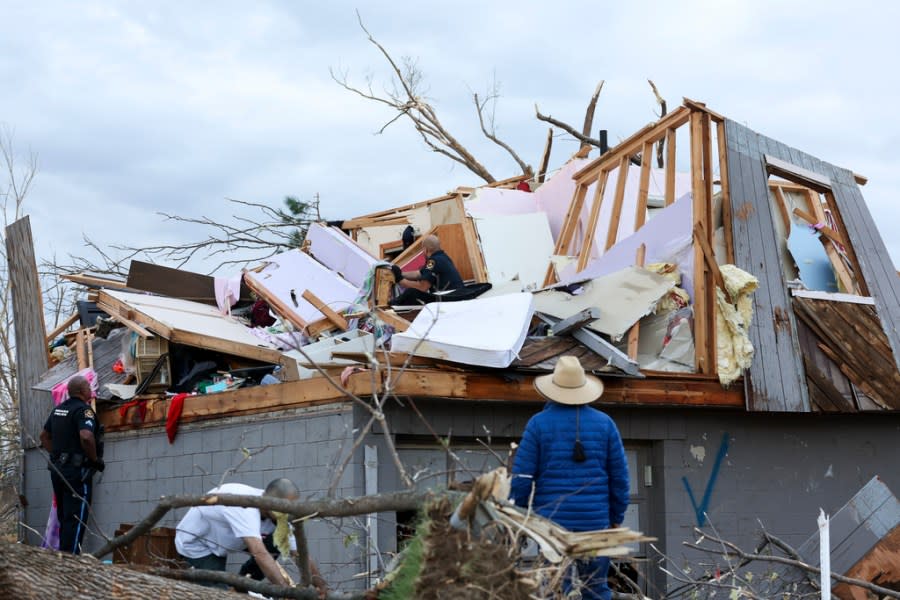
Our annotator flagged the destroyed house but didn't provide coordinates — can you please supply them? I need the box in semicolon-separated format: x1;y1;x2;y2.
12;99;900;595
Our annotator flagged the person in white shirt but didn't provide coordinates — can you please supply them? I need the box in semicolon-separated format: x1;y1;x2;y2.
175;478;320;591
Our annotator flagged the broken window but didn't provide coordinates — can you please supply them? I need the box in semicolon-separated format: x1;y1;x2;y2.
768;177;863;295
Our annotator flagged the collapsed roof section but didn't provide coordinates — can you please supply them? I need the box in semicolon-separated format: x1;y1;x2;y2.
22;99;900;440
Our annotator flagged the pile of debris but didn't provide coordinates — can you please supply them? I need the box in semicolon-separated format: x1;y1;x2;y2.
39;129;763;426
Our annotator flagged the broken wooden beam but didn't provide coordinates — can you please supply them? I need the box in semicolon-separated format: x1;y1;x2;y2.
536;312;642;377
550;307;602;337
301;289;349;331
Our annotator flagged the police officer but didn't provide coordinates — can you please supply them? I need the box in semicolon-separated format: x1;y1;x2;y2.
39;375;104;554
389;234;464;306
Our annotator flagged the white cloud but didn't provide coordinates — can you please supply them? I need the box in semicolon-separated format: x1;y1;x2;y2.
1;0;897;271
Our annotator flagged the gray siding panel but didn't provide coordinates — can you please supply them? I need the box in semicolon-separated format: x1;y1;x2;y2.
725;120;809;411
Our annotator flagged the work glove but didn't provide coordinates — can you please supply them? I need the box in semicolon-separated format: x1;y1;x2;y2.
390;264;403;283
92;458;106;473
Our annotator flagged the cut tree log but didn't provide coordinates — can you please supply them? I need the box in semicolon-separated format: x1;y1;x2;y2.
0;540;245;599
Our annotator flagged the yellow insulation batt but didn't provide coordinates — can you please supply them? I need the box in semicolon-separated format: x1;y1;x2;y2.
715;265;759;386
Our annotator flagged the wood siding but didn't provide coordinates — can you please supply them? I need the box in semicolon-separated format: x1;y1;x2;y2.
725;119;900;412
6;216;50;448
724;121;809;411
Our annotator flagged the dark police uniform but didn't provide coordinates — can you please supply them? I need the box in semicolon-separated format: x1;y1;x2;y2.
43;396;99;554
390;249;464;306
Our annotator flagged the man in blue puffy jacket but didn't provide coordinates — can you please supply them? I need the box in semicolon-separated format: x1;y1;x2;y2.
510;355;630;600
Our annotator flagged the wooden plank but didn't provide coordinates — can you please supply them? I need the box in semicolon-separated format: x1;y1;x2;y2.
100;367;745;432
690;111;711;374
301;289;349;331
127;260;250;305
725;122;791;411
701;114;714;232
574;105;692;183
374;308;411;333
242;271;306;331
693;223;732;304
634;141;653;230
6;216;51;448
771;184;792;233
627;244;647;360
716;120;735;264
460;217;488;283
664;128;677;206
75;330;87;370
62;273;127;289
575;169;610;272
791;207;844;245
544;181;590;285
603;156;630;251
808;190;857;294
45;312;80;343
764;154;831;191
341;216;410;229
95;301;154;338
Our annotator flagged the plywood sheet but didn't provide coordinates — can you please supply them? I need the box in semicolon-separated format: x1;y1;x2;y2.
534;266;675;340
306;223;378;288
244;250;359;326
391;293;534;368
474;212;554;292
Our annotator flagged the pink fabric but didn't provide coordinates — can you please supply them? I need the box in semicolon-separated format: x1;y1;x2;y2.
50;367;98;405
214;272;243;315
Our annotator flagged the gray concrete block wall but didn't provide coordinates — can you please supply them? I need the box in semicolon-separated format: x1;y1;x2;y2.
376;401;900;594
23;402;368;593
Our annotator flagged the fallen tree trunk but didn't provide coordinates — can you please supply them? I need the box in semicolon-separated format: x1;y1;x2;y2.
0;540;246;599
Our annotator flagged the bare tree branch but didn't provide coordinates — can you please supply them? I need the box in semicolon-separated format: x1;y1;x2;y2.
580;80;605;152
473;89;533;178
149;567;362;600
535;103;605;149
648;80;668;168
331;11;501;183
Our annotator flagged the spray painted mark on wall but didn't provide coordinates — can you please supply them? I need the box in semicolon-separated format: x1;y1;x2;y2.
682;432;730;527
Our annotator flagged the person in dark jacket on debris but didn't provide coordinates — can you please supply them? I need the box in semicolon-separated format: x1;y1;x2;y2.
40;375;104;554
510;356;630;600
389;234;464;306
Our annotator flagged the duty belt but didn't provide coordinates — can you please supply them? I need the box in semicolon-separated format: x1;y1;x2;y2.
52;452;86;467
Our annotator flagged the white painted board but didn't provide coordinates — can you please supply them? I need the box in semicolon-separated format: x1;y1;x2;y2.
556;191;695;299
475;212;554;292
245;250;360;325
306;223;378;288
103;290;281;350
391;293;535;368
465;187;537;218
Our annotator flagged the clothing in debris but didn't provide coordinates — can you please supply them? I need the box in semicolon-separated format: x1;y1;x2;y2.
42;394;101;554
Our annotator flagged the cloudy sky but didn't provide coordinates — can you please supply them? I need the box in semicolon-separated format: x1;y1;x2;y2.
2;0;899;273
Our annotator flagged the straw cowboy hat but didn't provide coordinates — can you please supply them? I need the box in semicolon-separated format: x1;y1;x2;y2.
534;355;604;405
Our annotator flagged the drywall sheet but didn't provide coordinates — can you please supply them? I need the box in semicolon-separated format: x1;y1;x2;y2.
534;266;675;340
475;212;554;292
391;293;535;368
556;191;695;299
101;290;282;351
306;223;378;288
244;250;359;325
465;187;537;218
536;159;691;262
285;330;377;378
533;158;590;241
